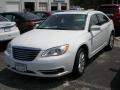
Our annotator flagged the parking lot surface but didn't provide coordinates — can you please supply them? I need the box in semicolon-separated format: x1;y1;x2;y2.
0;39;120;90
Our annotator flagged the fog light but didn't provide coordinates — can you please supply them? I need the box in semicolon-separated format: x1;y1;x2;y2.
38;68;64;74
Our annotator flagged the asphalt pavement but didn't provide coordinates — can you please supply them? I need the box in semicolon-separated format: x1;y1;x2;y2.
0;38;120;90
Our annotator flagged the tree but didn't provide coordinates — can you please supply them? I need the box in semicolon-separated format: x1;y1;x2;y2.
70;0;120;9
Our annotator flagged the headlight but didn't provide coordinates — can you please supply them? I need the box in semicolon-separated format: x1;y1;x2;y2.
41;44;69;57
6;43;12;54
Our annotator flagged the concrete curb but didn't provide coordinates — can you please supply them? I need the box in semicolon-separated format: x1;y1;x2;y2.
114;37;120;47
115;37;120;41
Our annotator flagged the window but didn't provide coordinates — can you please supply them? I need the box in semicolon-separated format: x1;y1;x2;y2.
0;15;8;21
39;3;47;11
4;15;13;21
36;13;48;19
4;14;24;23
97;14;109;25
13;16;23;24
51;3;58;11
19;12;39;20
90;14;99;26
38;14;87;30
61;3;67;10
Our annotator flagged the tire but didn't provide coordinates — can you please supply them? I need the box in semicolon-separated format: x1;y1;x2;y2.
72;48;87;76
106;33;114;50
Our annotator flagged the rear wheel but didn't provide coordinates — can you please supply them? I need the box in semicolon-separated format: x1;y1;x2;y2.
106;33;114;50
72;48;87;76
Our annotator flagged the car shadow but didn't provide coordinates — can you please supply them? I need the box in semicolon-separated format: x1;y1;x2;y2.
0;47;116;89
0;68;73;89
86;47;108;66
0;41;9;52
0;49;108;90
110;68;120;90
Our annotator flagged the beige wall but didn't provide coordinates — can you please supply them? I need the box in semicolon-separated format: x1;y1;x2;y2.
0;0;6;12
0;0;70;12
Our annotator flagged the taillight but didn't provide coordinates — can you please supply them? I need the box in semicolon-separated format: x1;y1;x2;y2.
114;11;120;19
26;20;35;27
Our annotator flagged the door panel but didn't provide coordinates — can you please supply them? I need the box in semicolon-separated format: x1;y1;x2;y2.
90;13;110;55
89;14;104;52
91;26;105;53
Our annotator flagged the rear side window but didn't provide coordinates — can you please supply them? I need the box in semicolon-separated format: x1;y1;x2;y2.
97;14;109;25
0;15;8;21
98;6;119;14
19;12;40;20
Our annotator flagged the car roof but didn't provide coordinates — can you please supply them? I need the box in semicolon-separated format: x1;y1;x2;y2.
33;11;50;13
100;4;120;7
33;11;51;15
1;12;40;20
53;10;102;15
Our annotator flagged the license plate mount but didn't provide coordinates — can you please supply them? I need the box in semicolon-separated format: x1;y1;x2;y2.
15;63;27;72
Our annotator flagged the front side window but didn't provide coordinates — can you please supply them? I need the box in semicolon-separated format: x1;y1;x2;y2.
37;14;87;30
89;14;99;26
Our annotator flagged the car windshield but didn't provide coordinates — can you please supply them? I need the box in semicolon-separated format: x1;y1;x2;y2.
37;14;87;30
19;12;40;20
0;15;8;21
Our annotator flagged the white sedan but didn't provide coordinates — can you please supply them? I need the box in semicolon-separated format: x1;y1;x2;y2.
0;15;20;41
4;10;114;77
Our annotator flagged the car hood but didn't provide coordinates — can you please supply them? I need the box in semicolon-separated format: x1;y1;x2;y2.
11;29;85;50
0;22;15;28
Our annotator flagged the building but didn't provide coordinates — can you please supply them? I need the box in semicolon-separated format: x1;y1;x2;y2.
0;0;70;12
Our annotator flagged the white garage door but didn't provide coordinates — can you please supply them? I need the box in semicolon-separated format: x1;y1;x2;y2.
6;2;19;12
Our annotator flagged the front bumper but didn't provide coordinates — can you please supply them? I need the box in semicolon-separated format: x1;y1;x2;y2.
4;51;75;77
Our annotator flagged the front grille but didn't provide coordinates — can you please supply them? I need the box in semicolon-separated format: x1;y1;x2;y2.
12;46;40;61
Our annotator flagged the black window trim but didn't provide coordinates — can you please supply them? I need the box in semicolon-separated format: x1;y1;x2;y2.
88;14;100;31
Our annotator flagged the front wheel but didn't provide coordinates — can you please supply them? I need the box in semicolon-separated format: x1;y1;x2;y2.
106;33;114;50
72;48;87;76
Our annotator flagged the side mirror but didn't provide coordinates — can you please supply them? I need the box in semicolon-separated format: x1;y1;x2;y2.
90;25;101;31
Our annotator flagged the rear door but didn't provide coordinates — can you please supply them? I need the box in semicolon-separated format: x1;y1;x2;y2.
96;14;110;43
89;14;105;53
